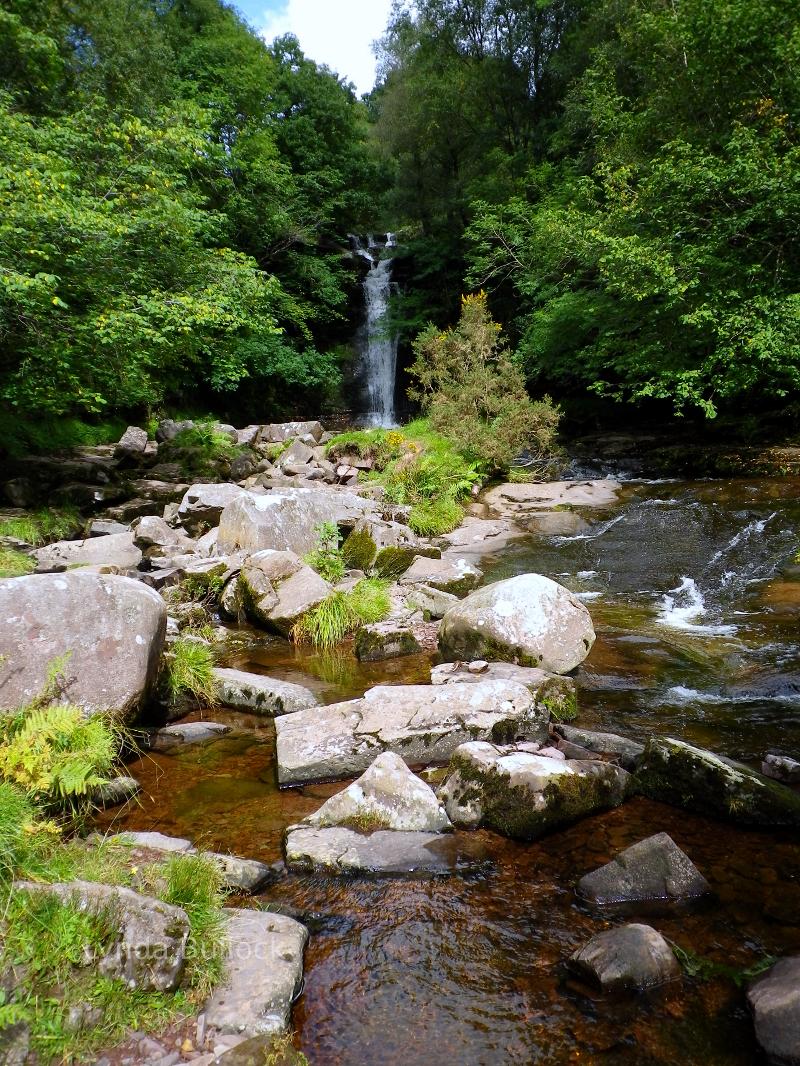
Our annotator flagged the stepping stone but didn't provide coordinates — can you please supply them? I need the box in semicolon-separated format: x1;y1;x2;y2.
284;827;488;877
568;923;681;993
577;832;710;909
554;724;645;770
212;668;318;716
206;853;275;894
149;722;231;752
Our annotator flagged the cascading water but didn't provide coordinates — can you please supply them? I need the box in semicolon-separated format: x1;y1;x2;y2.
352;234;399;426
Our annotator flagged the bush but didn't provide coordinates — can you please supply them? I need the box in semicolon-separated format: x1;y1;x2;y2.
304;521;346;583
408;292;560;471
165;638;219;704
291;578;391;647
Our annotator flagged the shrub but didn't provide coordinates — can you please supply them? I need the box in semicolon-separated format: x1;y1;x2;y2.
408;292;560;471
291;579;391;647
165;638;219;704
0;547;35;577
304;521;346;583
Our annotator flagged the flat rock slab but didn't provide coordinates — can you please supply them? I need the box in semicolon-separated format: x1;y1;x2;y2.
399;555;482;596
483;480;622;514
275;679;546;786
577;832;711;909
284;827;488;876
212;668;318;716
114;831;194;853
747;956;800;1066
0;572;165;720
206;853;274;894
554;723;645;770
440;517;525;562
150;722;231;752
638;736;800;827
432;661;577;719
33;531;142;571
568;923;681;994
204;909;308;1036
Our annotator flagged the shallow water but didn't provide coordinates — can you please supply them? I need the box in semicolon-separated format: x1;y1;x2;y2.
103;477;800;1065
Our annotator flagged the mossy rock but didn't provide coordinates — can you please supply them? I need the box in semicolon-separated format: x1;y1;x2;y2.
354;624;422;662
340;527;377;571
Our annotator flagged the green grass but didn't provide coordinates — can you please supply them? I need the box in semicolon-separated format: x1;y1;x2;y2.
408;497;464;536
304;521;346;583
291;578;391;647
156;853;226;996
165;638;219;704
0;413;128;457
0;547;35;577
0;507;82;546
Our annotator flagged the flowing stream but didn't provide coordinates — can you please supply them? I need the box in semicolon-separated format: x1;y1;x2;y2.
99;474;800;1065
352;234;399;426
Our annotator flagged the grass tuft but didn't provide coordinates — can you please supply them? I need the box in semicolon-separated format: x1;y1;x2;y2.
0;547;35;578
0;507;82;546
165;638;219;704
291;578;391;647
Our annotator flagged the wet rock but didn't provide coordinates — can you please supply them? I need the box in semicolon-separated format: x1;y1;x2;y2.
238;550;330;636
432;661;577;720
116;426;148;455
206;853;275;894
0;572;165;721
303;752;451;832
577;832;711;908
33;531;142;571
554;724;645;770
217;487;375;557
178;483;249;531
13;881;189;991
204;909;307;1036
275;679;546;786
637;737;800;827
438;573;596;673
149;722;231;752
219;576;243;619
440;516;524;562
568;923;681;994
114;831;194;853
399;555;482;596
483;479;622;518
212;667;319;716
93;775;140;807
521;511;590;536
404;583;459;619
762;752;800;784
284;827;487;876
354;623;421;662
747;956;800;1066
438;742;629;838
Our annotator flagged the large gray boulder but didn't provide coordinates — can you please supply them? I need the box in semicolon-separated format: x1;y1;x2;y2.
275;679;546;786
747;957;800;1065
132;515;194;556
438;742;629;838
284;827;487;877
577;832;711;908
304;752;451;832
177;483;248;531
568;923;681;994
116;425;148;455
438;573;595;673
432;661;577;720
13;880;189;992
399;555;483;596
33;531;142;571
637;737;800;828
213;667;319;716
217;487;375;557
0;572;166;720
204;909;308;1036
238;550;330;636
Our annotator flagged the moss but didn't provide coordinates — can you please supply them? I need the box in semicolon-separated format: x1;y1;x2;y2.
354;626;420;662
439;628;545;668
372;545;416;578
340;527;377;571
0;547;35;578
540;681;578;723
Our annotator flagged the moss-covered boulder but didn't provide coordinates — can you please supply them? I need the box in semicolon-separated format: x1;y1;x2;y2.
354;623;422;662
637;737;800;827
438;742;629;839
432;661;577;721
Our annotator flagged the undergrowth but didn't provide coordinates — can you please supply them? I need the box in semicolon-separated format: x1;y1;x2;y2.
160;421;244;476
304;521;346;583
0;507;82;546
291;578;390;647
0;547;35;578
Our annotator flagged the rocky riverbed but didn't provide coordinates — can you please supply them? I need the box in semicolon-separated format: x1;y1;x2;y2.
2;421;800;1065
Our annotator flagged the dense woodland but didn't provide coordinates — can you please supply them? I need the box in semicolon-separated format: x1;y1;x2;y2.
2;0;799;452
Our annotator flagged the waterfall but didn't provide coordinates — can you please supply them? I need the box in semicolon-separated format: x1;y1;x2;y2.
352;234;399;426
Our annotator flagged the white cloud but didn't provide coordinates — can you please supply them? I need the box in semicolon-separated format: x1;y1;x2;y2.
257;0;393;95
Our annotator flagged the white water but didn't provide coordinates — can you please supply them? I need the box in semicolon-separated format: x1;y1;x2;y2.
656;576;737;635
353;234;399;426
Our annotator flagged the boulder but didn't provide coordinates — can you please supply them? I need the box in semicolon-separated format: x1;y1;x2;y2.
204;909;308;1036
257;421;324;444
116;426;148;455
747;957;800;1066
114;831;194;853
553;724;645;770
237;550;331;636
132;515;194;555
93;776;140;807
275;679;546;786
284;827;488;876
206;853;274;894
399;555;483;596
438;573;595;673
149;722;231;752
0;572;166;720
568;924;681;994
230;452;257;482
637;737;800;827
303;752;451;832
33;531;142;571
438;742;629;838
212;667;319;716
156;418;195;443
354;623;421;662
217;487;375;558
405;583;459;619
432;661;577;721
89;519;130;537
235;425;261;446
762;752;800;785
178;483;248;531
341;518;431;576
278;439;315;470
483;479;622;518
13;880;189;992
576;832;711;908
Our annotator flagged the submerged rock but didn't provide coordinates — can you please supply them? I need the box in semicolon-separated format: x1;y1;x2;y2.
432;661;577;720
568;923;680;994
438;742;628;838
0;572;165;721
762;752;800;785
577;832;711;909
275;679;546;786
437;573;595;673
237;549;330;636
284;827;487;876
204;909;307;1036
747;956;800;1066
637;737;800;827
149;721;231;752
212;667;319;716
553;724;645;770
303;752;451;832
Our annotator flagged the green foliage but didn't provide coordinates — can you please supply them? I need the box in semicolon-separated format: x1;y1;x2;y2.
670;942;776;988
157;853;226;996
0;507;81;546
326;428;405;469
408;497;464;536
291;579;391;647
165;638;219;705
0;782;49;888
304;521;346;583
0;547;35;577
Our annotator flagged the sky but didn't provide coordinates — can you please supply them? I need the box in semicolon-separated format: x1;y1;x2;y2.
234;0;395;96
